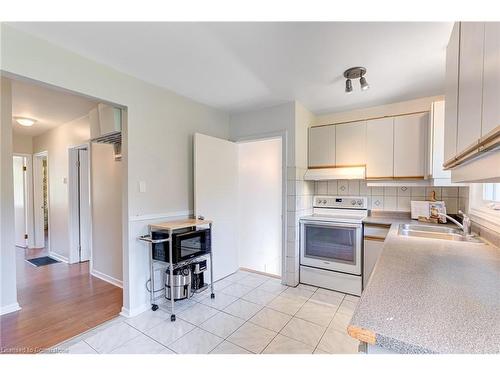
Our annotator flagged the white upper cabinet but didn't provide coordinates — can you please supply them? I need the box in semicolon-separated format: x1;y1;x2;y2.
482;22;500;137
366;118;394;179
457;22;485;154
444;23;460;164
428;101;451;180
335;121;366;166
308;125;335;167
393;113;428;178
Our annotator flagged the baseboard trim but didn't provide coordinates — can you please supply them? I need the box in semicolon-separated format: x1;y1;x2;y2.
239;267;281;280
90;269;123;288
49;251;69;263
120;304;149;318
0;302;21;316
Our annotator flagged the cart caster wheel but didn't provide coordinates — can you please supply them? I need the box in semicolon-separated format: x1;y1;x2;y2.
211;293;215;299
151;304;159;311
170;314;176;322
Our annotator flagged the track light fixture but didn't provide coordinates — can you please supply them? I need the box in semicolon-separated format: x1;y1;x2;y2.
345;79;353;94
343;67;369;93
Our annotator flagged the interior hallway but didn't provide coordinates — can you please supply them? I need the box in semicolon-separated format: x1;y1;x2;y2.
0;246;122;353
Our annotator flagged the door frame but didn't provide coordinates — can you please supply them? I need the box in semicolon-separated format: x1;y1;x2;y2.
13;153;34;248
33;151;49;251
234;131;288;281
68;143;92;264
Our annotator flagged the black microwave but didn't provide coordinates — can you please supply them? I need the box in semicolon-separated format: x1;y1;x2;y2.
151;227;211;264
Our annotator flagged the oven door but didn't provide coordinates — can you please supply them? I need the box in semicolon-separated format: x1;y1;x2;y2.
300;220;362;275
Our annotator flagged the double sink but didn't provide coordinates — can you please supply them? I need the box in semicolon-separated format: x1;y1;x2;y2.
398;223;483;244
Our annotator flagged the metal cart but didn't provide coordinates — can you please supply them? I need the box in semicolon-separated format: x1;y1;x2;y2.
138;219;214;321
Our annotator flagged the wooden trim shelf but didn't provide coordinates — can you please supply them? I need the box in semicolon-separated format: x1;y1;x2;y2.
363;235;386;242
347;325;377;345
443;125;500;170
364;222;392;228
308;164;366;169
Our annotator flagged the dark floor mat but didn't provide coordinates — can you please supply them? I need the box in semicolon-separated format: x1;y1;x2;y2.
26;256;60;267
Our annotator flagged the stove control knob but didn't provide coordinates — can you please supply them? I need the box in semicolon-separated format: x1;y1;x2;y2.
357;199;363;205
351;200;356;205
322;200;327;204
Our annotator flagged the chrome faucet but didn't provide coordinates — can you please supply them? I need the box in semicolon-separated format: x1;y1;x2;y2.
439;210;472;236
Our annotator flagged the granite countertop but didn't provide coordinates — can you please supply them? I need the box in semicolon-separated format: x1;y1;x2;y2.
349;221;500;353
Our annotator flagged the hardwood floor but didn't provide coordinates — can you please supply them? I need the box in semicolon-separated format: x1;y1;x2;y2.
0;247;122;353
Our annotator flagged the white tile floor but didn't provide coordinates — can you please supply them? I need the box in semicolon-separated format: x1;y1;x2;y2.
51;270;361;354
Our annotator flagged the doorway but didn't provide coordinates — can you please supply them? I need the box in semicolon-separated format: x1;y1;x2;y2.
194;133;284;281
33;152;49;250
68;145;91;263
13;154;31;249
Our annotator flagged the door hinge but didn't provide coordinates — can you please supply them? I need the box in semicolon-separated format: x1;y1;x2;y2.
24;234;28;239
23;165;27;171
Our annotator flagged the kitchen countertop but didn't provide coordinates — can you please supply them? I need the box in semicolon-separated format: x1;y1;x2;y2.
349;219;500;353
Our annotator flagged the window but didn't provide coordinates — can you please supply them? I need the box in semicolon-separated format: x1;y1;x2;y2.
483;183;500;202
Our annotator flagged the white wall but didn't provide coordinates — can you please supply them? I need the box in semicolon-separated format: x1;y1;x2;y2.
313;95;444;126
12;132;33;154
237;138;282;276
1;25;230;316
0;78;20;315
32;116;90;261
91;143;122;285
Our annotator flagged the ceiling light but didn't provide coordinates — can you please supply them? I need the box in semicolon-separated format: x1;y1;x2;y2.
343;67;369;93
360;75;370;91
345;79;353;94
15;117;36;127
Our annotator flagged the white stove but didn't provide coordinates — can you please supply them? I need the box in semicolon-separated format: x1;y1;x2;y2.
299;196;367;296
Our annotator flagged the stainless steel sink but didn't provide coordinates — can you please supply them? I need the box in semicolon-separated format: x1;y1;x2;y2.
398;224;483;243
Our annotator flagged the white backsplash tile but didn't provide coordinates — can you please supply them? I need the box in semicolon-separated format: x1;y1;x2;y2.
370;186;384;196
359;181;370;195
337;180;349;195
327;180;338;195
371;196;384;210
348;180;360;195
442;187;459;198
410;187;426;197
384;196;397;211
396;186;410;197
383;187;397;196
316;181;327;195
397;196;411;212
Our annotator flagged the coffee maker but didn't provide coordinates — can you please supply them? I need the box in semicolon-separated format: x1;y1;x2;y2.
190;260;208;292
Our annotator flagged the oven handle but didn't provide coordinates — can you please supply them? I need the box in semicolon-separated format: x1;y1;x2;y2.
299;220;362;229
174;229;208;239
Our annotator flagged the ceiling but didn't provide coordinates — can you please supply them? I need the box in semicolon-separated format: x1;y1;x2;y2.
9;22;453;114
11;79;98;136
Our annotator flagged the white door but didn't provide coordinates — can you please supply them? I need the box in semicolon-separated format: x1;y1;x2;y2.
194;133;239;281
13;156;27;248
78;148;91;262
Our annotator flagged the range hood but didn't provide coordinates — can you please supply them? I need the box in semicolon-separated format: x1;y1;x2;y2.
304;166;366;180
89;103;122;160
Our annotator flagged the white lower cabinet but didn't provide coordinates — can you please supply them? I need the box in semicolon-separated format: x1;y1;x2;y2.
363;224;389;289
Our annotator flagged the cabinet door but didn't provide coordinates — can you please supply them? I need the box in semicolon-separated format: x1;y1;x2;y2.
429;101;451;179
444;23;460;164
482;22;500;137
393;113;428;178
363;239;384;289
308;125;335;167
457;22;485;154
366;117;394;179
335;121;366;166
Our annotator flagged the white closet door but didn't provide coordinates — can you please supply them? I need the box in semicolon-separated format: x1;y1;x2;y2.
194;133;239;281
78;149;91;262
